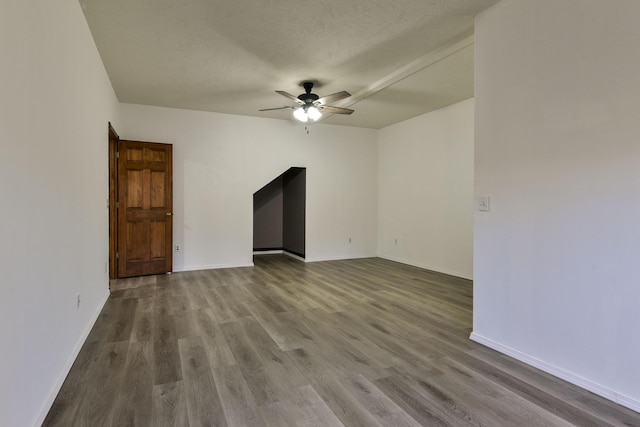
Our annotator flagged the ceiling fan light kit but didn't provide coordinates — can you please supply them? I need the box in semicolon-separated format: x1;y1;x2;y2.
260;81;354;123
293;105;322;123
307;106;322;121
293;107;309;122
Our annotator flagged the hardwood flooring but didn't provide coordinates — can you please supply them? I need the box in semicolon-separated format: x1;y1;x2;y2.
43;255;640;426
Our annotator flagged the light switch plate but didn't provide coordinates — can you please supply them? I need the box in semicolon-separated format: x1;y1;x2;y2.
478;196;490;212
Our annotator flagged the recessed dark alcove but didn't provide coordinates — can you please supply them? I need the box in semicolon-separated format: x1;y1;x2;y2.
253;167;306;258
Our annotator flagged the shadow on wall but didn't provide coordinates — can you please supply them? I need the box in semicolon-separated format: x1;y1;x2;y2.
253;167;306;258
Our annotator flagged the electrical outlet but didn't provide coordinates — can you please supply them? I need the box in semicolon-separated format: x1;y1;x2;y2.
76;293;80;309
175;245;181;253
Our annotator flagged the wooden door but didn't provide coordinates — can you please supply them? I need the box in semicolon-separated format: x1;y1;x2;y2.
117;140;173;277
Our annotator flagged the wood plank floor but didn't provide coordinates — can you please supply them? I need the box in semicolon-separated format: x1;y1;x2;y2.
43;255;640;426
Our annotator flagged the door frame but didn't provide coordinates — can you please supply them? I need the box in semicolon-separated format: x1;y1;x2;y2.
108;123;119;279
108;125;173;279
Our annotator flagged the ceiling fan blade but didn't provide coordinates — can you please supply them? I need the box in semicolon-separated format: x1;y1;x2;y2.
316;91;351;105
276;90;304;104
259;106;294;111
319;105;354;115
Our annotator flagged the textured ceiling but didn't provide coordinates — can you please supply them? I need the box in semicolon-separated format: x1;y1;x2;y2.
80;0;499;128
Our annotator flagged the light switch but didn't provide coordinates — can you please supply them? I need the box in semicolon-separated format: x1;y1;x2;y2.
478;196;490;212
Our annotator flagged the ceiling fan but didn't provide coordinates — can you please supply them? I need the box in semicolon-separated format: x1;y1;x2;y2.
259;81;354;123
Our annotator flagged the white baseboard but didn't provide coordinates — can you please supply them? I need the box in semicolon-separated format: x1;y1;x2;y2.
469;332;640;413
378;254;472;280
175;262;254;272
252;250;306;262
282;251;305;262
33;288;110;427
304;254;377;263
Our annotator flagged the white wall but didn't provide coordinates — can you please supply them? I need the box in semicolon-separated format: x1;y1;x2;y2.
378;99;474;279
118;104;379;269
0;1;119;426
473;0;640;411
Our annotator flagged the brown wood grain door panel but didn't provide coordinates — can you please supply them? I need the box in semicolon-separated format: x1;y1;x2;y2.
117;140;173;277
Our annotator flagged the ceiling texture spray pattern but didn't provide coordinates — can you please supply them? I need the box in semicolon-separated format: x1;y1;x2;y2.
80;0;500;128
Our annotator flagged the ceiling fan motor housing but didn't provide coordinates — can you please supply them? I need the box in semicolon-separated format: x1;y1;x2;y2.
299;81;319;104
298;94;319;104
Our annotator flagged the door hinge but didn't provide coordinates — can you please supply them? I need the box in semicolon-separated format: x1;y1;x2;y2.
115;202;119;209
116;151;120;159
116;252;119;259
